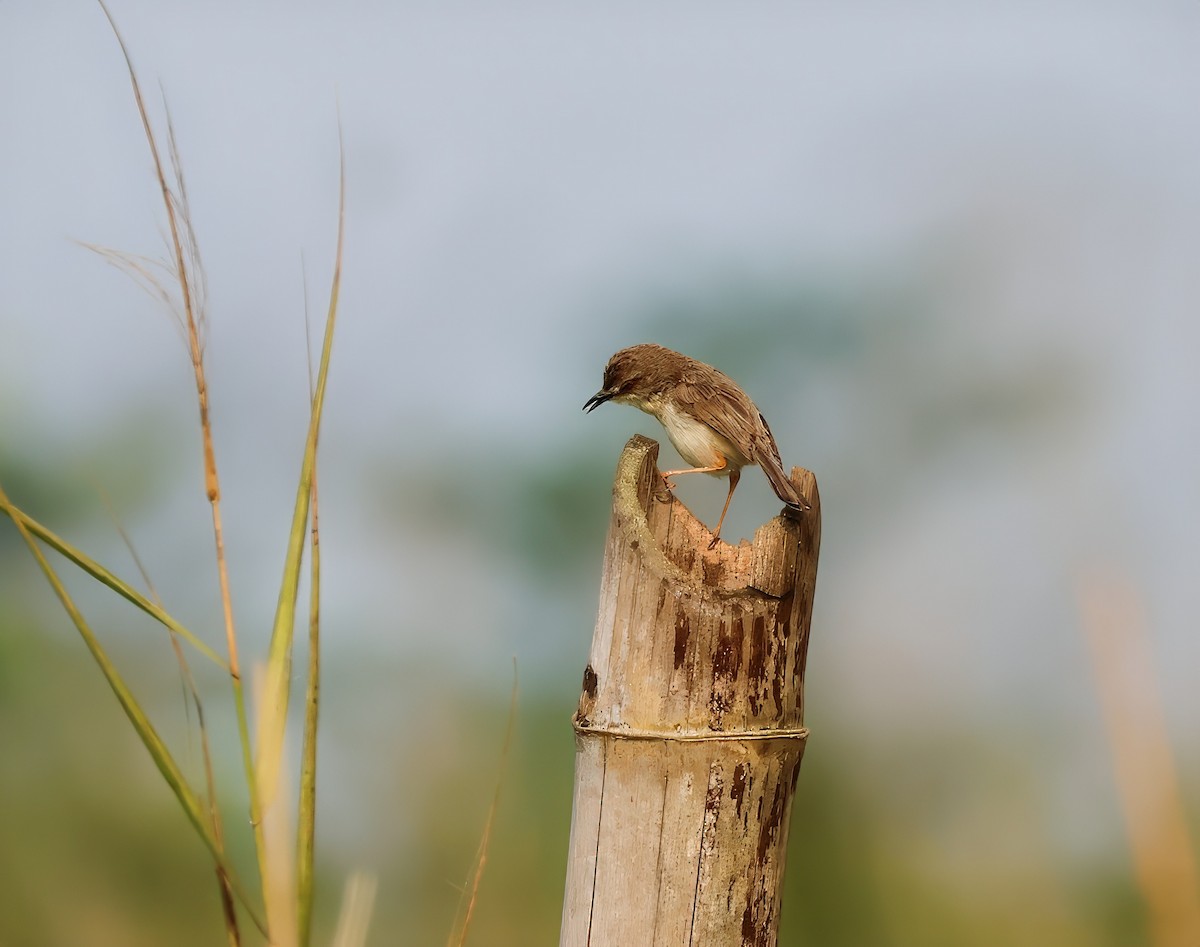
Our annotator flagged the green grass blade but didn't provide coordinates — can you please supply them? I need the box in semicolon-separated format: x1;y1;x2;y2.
0;483;266;935
297;471;321;947
102;494;244;946
255;124;344;938
296;220;324;947
0;495;226;670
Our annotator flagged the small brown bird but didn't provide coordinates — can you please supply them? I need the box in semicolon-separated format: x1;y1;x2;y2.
584;343;809;547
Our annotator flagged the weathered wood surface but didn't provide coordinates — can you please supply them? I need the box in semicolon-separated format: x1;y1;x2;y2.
561;435;821;947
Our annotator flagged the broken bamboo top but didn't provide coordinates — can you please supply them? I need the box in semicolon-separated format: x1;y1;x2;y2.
575;435;821;741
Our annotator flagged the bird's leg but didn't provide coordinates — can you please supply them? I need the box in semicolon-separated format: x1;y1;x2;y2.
707;468;740;549
660;456;727;492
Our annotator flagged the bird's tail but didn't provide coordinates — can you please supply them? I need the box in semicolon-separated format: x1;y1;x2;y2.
759;452;811;512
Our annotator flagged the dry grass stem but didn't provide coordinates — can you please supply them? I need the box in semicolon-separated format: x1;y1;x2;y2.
95;0;264;901
1079;573;1200;947
15;8;357;941
101;490;241;946
75;242;186;337
331;872;378;947
448;662;519;947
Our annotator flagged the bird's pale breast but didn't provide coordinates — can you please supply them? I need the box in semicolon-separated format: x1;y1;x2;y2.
658;401;747;473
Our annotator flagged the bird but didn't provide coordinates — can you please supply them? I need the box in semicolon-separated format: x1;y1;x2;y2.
583;343;809;548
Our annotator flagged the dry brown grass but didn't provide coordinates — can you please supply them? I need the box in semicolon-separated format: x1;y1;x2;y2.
1079;571;1200;947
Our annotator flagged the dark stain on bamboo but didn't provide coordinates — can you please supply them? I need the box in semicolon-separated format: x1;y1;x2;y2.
704;770;724;818
775;588;795;720
748;615;767;716
730;762;748;819
674;611;690;670
712;618;745;681
742;890;772;947
711;620;732;681
756;780;786;869
776;587;794;641
741;763;788;947
793;586;812;713
675;544;696;574
710;616;744;727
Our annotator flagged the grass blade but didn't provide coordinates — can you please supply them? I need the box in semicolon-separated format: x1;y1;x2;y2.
331;872;378;947
1079;573;1200;946
296;477;320;946
94;0;263;905
448;660;520;947
0;481;266;935
102;493;242;946
0;495;225;669
256;121;345;938
255;665;300;947
297;285;323;945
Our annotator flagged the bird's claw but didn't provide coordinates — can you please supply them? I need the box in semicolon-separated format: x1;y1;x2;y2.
652;476;676;503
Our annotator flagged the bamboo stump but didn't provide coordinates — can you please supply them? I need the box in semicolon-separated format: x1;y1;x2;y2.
561;435;821;947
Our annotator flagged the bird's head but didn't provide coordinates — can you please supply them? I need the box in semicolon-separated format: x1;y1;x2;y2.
583;344;680;413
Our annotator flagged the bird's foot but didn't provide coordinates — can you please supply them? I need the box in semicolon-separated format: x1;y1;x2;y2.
707;534;721;550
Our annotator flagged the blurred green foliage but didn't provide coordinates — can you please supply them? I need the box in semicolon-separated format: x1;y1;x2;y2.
0;617;1152;945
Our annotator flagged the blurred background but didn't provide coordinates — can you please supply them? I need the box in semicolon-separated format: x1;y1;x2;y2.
2;2;1199;944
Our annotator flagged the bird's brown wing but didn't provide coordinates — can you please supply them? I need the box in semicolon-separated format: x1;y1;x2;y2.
674;372;759;468
674;369;807;509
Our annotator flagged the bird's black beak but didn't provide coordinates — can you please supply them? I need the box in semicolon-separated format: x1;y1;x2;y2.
583;390;614;413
